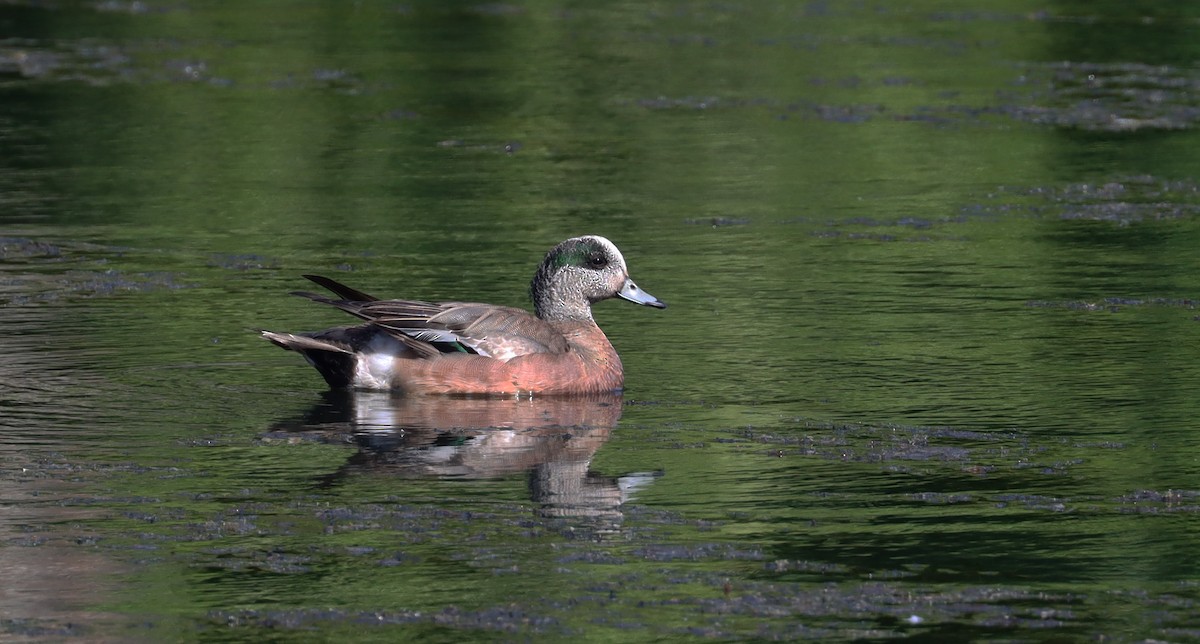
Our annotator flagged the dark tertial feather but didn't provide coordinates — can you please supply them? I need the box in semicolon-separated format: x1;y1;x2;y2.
303;274;381;302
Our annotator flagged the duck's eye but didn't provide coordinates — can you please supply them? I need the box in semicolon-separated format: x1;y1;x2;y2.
588;253;608;269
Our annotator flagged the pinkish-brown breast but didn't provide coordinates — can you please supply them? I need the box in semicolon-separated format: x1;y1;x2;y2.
500;322;624;394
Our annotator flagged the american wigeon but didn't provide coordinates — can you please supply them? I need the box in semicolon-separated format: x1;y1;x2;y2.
262;235;666;395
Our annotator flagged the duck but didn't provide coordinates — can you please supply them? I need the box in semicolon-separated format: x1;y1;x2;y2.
261;235;666;395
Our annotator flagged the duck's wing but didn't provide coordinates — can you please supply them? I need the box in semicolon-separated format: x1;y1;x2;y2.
292;290;570;359
424;304;572;358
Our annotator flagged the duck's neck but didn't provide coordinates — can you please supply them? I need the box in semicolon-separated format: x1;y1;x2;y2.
531;277;594;322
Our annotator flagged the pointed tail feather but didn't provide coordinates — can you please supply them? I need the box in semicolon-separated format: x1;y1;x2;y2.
260;330;357;389
261;330;351;354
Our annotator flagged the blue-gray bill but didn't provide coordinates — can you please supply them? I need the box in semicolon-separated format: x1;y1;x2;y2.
618;279;666;309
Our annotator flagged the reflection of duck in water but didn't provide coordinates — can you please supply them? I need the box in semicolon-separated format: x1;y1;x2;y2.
265;392;661;531
262;235;665;395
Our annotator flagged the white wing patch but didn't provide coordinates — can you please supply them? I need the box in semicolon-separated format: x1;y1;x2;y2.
353;334;407;389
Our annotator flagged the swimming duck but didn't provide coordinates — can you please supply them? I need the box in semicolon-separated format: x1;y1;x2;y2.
261;235;665;395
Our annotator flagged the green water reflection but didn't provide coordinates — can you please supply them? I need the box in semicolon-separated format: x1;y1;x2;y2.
3;0;1200;641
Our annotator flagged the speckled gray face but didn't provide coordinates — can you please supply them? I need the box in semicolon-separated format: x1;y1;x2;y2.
530;235;665;319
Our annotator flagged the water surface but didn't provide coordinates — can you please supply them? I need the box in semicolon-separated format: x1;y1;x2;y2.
3;1;1200;641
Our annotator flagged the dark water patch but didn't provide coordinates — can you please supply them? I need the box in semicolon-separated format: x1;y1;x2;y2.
93;1;183;15
304;67;369;94
623;504;711;528
953;201;1043;222
1059;202;1200;224
806;102;883;123
436;139;522;155
556;549;625;565
683;216;750;227
632;543;765;563
910;492;974;505
1115;489;1200;514
121;510;162;524
0;618;90;640
1027;176;1200;201
735;30;973;56
717;421;1122;490
810;229;965;242
906;103;1196;133
9;535;49;547
1026;297;1199;312
211;605;560;636
206;253;280;271
381;107;420;120
1;236;192;304
992;494;1071;513
890;61;1200;131
467;3;526;17
1010;62;1200;132
623;95;886;123
0;40;135;85
143;514;264;543
829;214;909;227
798;212;983;241
197;551;312;574
256;430;350;447
311;68;352;83
307;502;533;542
763;558;849;575
963;175;1200;230
21;456;180;480
0;236;61;259
378;550;420;567
600;575;1085;639
928;10;1050;23
3;269;187;303
1;40;375;91
1119;489;1200;503
735;423;990;464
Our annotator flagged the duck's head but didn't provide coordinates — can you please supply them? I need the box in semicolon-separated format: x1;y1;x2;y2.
530;235;666;321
